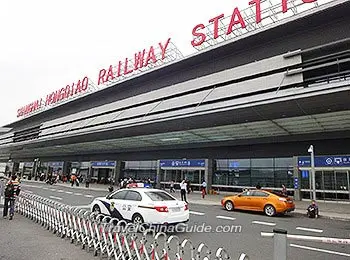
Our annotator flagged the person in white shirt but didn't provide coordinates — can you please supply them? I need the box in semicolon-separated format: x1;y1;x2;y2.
180;180;188;203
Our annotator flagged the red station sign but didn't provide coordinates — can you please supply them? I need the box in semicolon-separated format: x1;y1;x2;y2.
17;38;174;118
191;0;317;47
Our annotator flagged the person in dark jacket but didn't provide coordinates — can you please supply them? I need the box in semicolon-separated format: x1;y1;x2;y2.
3;174;21;220
307;200;319;218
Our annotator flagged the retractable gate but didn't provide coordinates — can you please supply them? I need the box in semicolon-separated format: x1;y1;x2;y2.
16;192;249;260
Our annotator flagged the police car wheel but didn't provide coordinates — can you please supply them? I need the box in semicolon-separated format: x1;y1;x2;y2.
93;205;101;214
132;213;144;225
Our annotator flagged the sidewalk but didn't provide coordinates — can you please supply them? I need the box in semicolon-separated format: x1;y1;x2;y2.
22;180;350;221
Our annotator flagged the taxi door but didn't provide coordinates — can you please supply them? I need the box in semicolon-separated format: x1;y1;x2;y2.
251;190;269;211
120;190;143;221
235;191;254;210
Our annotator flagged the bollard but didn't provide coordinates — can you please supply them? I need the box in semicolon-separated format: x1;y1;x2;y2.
273;229;287;260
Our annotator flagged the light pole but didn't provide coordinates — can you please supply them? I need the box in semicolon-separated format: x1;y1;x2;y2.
308;145;316;200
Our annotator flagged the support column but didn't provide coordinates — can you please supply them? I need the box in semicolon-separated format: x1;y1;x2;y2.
114;160;122;185
205;159;213;191
293;156;301;201
156;160;161;189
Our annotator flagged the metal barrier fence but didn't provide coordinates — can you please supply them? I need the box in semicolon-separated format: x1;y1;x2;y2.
261;229;350;260
16;192;249;260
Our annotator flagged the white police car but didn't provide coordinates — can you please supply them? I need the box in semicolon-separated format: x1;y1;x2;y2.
90;188;189;225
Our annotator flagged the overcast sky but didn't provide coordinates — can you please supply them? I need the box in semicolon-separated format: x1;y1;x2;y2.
0;0;252;126
0;0;326;126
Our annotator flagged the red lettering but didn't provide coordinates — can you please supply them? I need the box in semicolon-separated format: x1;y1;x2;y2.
249;0;262;23
45;94;52;106
158;38;171;60
144;46;157;67
97;69;106;85
302;0;317;2
282;0;288;12
191;24;206;47
209;14;224;39
124;58;133;75
226;7;246;35
81;77;88;91
59;88;65;101
106;65;115;82
64;85;71;98
74;81;81;95
17;108;22;117
134;50;145;70
117;61;122;77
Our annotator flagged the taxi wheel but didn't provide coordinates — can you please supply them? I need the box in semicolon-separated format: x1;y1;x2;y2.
225;201;234;211
264;205;276;217
132;213;144;225
93;205;101;214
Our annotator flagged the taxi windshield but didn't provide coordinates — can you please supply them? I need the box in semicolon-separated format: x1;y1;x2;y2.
145;191;176;201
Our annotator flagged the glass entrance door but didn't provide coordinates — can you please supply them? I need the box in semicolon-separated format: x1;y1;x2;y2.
335;171;350;200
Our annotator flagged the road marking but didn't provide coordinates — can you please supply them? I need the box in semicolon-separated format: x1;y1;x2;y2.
190;211;205;216
84;195;94;198
57;190;64;193
65;191;73;194
290;244;350;257
49;196;63;201
252;221;276;226
296;227;323;233
74;193;83;196
50;189;57;192
216;216;236;221
43;187;48;190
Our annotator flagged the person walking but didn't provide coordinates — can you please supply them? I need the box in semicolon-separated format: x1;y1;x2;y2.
180;180;188;203
282;184;287;196
3;174;21;220
201;180;207;199
170;180;175;193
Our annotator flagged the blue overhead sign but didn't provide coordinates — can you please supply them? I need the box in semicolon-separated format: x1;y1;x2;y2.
298;156;350;167
48;162;64;167
91;161;116;167
229;161;240;168
160;159;205;168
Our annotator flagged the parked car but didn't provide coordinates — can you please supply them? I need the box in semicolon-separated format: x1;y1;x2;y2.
91;188;189;225
221;189;295;216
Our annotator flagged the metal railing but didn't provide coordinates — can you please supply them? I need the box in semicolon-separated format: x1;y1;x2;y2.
15;192;249;260
261;229;350;260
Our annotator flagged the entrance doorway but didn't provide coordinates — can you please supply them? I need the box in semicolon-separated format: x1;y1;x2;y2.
300;169;350;201
161;169;205;191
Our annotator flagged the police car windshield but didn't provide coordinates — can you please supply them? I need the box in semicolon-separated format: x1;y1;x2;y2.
145;191;175;201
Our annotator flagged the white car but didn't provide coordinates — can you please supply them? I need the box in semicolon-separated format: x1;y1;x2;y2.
90;188;189;225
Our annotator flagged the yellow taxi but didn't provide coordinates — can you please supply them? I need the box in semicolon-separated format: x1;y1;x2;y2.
221;189;295;217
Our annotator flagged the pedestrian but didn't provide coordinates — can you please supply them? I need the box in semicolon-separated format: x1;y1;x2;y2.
0;173;6;205
180;179;188;203
3;174;21;220
170;180;175;193
307;200;319;218
201;180;207;199
282;184;287;195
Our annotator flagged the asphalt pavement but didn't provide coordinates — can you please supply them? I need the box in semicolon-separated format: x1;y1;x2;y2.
4;182;350;260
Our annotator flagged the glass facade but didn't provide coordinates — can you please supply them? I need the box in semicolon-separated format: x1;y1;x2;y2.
122;161;157;181
213;158;293;188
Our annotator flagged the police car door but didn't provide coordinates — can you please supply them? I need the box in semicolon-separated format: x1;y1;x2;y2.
121;190;142;221
108;189;129;219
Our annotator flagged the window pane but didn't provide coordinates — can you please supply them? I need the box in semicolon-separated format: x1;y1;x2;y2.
145;191;175;201
274;158;293;168
216;160;228;169
251;158;273;167
111;190;128;199
228;159;251;168
251;168;274;178
125;191;142;201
